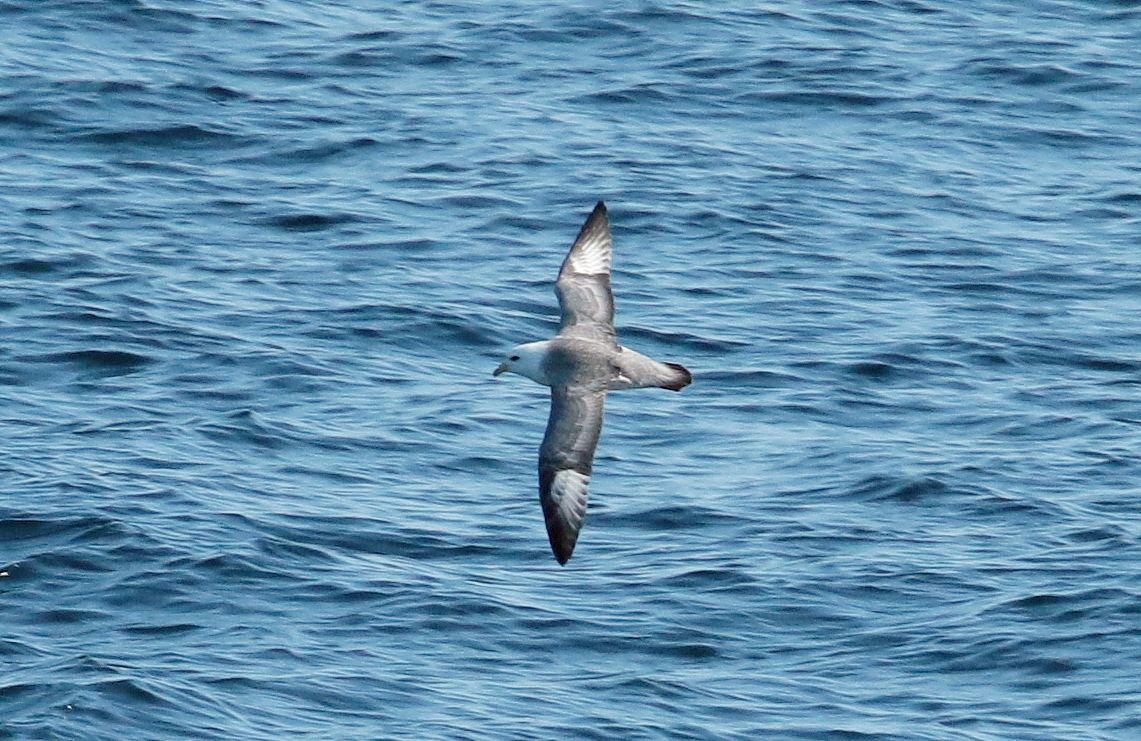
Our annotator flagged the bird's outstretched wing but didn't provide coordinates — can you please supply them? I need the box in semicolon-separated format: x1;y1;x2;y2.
538;384;606;564
555;201;614;341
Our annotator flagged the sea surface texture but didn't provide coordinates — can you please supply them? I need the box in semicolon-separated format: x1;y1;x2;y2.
3;2;1141;739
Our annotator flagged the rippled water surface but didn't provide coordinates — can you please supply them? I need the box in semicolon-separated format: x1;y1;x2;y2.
4;1;1141;739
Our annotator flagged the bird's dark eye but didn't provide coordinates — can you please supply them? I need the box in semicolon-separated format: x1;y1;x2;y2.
510;355;520;362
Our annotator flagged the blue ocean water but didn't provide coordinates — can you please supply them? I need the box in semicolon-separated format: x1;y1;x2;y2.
3;0;1141;738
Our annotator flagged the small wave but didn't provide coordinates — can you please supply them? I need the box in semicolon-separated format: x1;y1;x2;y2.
76;124;248;149
736;90;896;108
848;474;951;503
41;350;151;370
260;212;361;232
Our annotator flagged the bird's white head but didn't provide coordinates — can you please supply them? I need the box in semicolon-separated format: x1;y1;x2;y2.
493;341;551;386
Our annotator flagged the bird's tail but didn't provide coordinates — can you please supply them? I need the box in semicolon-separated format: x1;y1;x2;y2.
610;348;693;391
659;363;693;391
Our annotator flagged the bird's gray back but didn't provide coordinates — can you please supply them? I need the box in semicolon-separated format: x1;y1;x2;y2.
542;337;616;388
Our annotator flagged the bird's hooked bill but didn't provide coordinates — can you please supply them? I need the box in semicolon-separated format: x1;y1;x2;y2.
493;363;509;376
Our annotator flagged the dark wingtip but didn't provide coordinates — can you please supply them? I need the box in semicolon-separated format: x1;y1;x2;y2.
583;201;607;228
566;202;610;259
662;363;693;391
547;526;578;565
568;199;611;239
550;538;575;565
540;469;583;565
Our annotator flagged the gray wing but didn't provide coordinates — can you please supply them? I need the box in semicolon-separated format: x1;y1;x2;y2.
538;384;606;564
555;201;614;341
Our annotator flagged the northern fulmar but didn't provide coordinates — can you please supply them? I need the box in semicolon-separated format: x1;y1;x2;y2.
494;202;692;564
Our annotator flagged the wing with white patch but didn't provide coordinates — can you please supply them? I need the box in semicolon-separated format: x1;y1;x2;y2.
555;201;614;338
538;385;606;564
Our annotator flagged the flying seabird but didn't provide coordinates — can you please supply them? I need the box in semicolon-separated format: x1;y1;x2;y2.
494;202;692;564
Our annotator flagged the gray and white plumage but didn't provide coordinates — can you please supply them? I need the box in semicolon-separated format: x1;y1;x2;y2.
494;202;692;564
